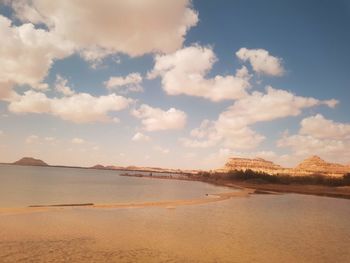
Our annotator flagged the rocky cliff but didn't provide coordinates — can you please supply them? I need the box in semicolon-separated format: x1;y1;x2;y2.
221;156;350;177
222;157;286;175
293;155;349;177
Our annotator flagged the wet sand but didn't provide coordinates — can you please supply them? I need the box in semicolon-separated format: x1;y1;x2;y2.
225;180;350;199
120;173;350;199
93;188;254;209
0;188;255;215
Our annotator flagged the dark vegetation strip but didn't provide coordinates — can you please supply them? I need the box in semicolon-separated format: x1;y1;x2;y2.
198;170;350;187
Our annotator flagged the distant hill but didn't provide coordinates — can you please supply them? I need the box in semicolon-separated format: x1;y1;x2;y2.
13;157;48;166
220;155;350;177
294;155;349;176
90;164;106;169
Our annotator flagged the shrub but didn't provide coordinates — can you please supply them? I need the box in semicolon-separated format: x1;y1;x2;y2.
223;169;350;187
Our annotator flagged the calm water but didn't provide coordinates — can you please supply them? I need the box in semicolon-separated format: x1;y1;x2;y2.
0;165;231;207
0;165;350;262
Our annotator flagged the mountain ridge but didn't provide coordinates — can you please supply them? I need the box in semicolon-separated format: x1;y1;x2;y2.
221;155;350;177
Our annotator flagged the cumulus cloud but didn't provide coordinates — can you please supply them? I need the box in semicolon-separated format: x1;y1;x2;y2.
71;138;85;144
24;134;58;145
182;122;264;150
55;75;75;96
0;15;74;98
9;0;198;59
25;134;39;144
112;117;120;124
278;115;350;163
148;45;251;101
132;132;151;142
105;73;143;93
8;91;132;123
218;86;337;125
182;86;337;150
278;134;350;164
9;91;51;114
132;104;187;131
236;48;284;76
1;0;198;104
300;114;350;140
154;146;170;154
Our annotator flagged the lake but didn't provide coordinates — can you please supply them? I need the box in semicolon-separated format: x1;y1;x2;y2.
0;165;349;262
0;164;232;207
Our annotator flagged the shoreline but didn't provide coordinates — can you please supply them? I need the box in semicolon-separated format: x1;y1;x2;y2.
0;189;254;215
0;163;195;175
120;173;350;200
1;171;349;216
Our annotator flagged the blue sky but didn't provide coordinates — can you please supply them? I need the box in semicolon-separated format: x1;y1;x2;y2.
0;0;349;169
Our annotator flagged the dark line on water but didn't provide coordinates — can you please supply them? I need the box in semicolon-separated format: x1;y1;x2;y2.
28;203;94;208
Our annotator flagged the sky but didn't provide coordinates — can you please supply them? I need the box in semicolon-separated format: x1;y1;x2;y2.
0;0;349;169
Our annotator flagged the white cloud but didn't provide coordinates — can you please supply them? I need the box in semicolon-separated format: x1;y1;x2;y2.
217;86;337;126
71;138;85;144
132;132;151;142
1;0;198;102
236;48;284;76
105;73;143;93
180;120;221;148
132;104;187;131
112;117;120;124
148;45;251;101
0;130;3;136
9;0;198;59
278;115;350;164
50;93;132;123
25;134;39;144
8;90;133;123
154;146;170;154
300;114;350;140
278;134;350;163
182;86;337;150
184;152;196;159
181;119;264;150
9;91;51;113
24;134;58;146
55;75;75;96
0;15;74;99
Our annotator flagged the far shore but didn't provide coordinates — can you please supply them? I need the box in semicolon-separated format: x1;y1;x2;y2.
0;162;194;175
120;173;350;200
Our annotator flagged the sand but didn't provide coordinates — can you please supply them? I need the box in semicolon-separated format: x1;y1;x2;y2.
0;188;255;215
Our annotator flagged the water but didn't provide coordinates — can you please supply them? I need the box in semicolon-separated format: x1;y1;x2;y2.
0;165;350;262
0;165;231;207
